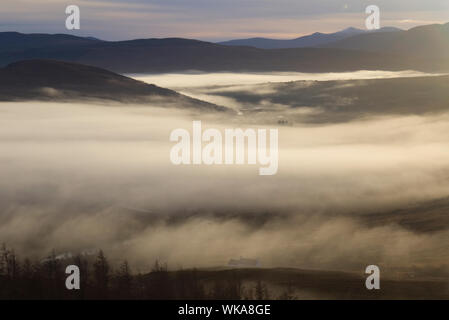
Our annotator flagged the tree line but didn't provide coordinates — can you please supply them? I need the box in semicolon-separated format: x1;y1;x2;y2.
0;244;284;300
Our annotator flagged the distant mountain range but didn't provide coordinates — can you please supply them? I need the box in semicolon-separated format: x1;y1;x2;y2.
321;23;449;57
0;22;447;73
218;27;402;49
0;32;99;50
0;59;224;110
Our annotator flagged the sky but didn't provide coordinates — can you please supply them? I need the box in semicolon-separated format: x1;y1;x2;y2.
0;0;448;41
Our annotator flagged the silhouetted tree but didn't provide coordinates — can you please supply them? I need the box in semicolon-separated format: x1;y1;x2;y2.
72;254;89;299
278;282;296;300
40;250;65;298
144;259;174;299
93;250;110;298
254;280;269;300
114;260;133;299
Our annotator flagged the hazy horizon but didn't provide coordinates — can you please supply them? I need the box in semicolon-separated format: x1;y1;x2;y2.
1;0;448;41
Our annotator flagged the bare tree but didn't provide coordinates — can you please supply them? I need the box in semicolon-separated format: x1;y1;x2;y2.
93;250;110;298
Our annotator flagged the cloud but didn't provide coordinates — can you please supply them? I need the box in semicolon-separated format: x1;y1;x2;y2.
132;70;436;89
0;101;448;275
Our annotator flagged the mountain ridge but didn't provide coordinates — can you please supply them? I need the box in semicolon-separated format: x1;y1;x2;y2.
0;22;447;73
217;26;402;49
321;22;449;58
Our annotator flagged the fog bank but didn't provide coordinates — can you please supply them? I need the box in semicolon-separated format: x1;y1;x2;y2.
1;101;448;274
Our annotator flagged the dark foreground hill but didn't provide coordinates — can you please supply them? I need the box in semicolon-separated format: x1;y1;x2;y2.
0;60;225;110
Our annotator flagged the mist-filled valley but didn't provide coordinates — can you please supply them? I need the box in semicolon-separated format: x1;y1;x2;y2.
1;69;449;300
2;0;449;303
1;70;449;283
133;71;449;123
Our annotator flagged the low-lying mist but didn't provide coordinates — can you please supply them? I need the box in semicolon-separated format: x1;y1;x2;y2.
131;70;440;89
132;71;447;116
1;101;448;275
